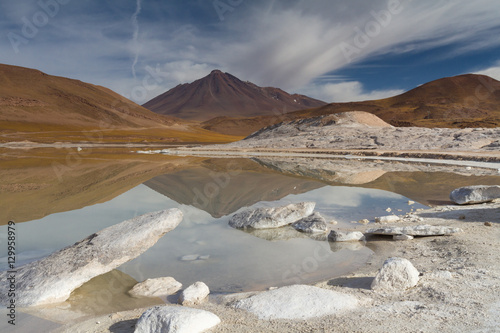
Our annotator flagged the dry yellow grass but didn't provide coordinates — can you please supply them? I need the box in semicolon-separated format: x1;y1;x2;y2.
0;64;242;144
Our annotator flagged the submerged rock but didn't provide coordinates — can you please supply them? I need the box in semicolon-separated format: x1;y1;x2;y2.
228;202;315;229
371;257;419;292
366;225;463;236
0;209;183;307
178;281;210;306
328;230;365;242
129;277;182;301
232;285;360;320
134;306;220;333
450;185;500;204
292;212;328;233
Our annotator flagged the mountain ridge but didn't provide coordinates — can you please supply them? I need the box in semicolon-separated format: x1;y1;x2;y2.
199;74;500;136
142;69;327;121
0;64;239;143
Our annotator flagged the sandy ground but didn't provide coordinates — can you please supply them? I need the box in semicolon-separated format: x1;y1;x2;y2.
46;201;500;333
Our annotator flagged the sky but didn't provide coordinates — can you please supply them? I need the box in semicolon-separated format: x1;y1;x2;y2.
1;0;500;104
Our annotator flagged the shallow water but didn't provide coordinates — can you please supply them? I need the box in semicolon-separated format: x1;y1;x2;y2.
0;183;419;290
1;149;499;320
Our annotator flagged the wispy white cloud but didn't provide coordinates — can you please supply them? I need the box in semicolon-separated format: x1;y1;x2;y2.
302;81;404;103
218;0;500;90
130;0;142;78
474;61;500;81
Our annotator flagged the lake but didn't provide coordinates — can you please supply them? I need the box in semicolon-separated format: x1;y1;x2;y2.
1;147;500;320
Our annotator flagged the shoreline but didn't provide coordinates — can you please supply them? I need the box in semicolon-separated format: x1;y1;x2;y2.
3;146;499;332
49;201;500;333
143;147;500;169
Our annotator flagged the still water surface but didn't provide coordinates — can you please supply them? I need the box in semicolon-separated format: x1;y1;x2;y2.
1;182;424;291
2;150;499;320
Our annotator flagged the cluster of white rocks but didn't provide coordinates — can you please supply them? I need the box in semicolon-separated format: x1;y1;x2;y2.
124;185;500;331
6;185;496;332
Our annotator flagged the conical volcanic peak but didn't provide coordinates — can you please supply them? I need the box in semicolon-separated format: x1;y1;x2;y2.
142;70;326;121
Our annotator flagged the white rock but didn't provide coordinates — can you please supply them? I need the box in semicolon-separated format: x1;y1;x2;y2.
450;185;500;204
366;225;463;236
328;230;365;242
233;285;359;320
408;201;415;205
358;219;370;225
129;277;182;301
375;215;400;223
228;202;315;229
178;282;210;306
180;254;200;261
291;212;327;233
393;234;414;241
134;306;220;333
371;257;420;292
0;209;183;307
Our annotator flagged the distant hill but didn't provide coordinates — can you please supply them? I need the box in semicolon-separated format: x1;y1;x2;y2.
200;74;500;136
0;64;239;143
142;69;327;121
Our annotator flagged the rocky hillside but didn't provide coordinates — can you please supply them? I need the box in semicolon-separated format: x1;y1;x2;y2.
143;69;326;121
226;111;500;151
200;74;500;136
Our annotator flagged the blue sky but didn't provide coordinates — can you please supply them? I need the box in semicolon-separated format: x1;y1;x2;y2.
1;0;500;104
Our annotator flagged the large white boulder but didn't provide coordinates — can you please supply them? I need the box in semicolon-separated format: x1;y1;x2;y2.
371;257;420;292
233;285;359;320
178;281;210;306
228;202;315;229
450;185;500;204
129;277;182;302
0;209;183;307
134;306;220;333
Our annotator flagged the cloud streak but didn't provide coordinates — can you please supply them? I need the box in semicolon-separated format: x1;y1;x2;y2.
131;0;142;78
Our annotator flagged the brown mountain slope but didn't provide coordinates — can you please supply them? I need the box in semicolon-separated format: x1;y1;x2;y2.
142;69;326;121
0;64;239;143
201;74;500;136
